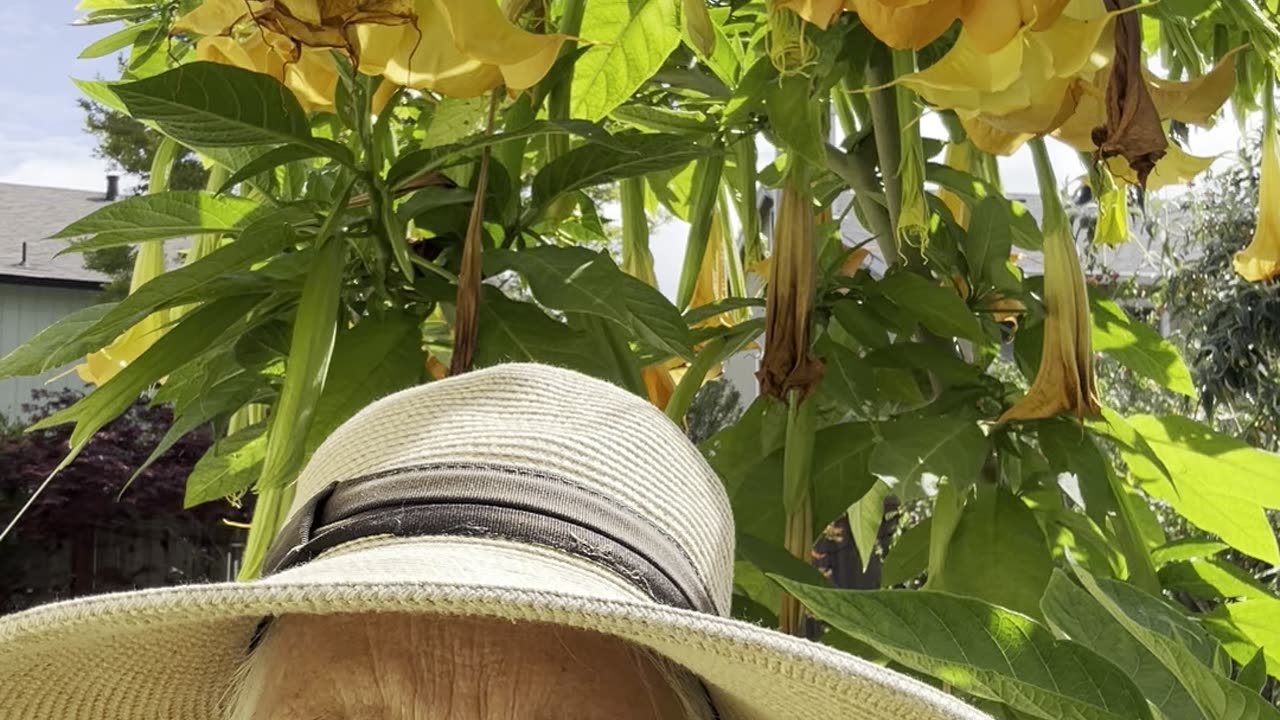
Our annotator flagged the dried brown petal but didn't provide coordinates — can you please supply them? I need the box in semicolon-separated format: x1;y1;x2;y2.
1091;0;1166;189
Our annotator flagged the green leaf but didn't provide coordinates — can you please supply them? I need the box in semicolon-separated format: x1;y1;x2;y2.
530;134;708;212
932;486;1054;619
387;120;614;189
1091;298;1196;398
811;423;878;530
113;62;314;148
619;274;695;362
831;299;890;350
1070;565;1280;720
52;191;264;249
80;19;156;59
571;0;682;121
1159;559;1275;602
184;423;267;508
302;312;424;458
683;297;765;326
764;74;825;168
484;246;630;325
881;517;930;587
1042;570;1207;720
868;415;987;488
1151;539;1229;567
217;144;342;194
963;197;1015;288
0;216;298;380
876;271;983;341
474;287;612;381
1039;420;1161;593
1238;648;1268;694
1122;415;1280;564
610;105;715;134
28;296;262;470
1207;599;1280;673
849;480;890;572
927;163;1044;250
0;304;112;381
774;581;1154;720
73;77;129;113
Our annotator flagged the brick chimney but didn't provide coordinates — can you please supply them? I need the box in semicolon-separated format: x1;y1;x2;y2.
106;174;120;201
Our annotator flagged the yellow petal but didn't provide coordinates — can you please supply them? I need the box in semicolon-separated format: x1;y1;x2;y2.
958;0;1025;55
1093;182;1129;247
851;0;962;50
357;9;498;96
939;141;974;227
173;0;259;35
1146;47;1243;126
774;0;847;29
1000;148;1099;422
642;366;677;410
961;115;1033;155
898;25;1027;111
285;50;340;113
1106;143;1216;192
432;0;566;91
1235;118;1280;282
77;241;170;387
690;211;728;326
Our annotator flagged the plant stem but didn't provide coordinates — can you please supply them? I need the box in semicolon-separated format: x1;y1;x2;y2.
780;390;816;636
865;43;903;265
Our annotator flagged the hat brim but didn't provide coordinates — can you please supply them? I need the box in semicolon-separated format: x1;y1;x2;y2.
0;536;987;720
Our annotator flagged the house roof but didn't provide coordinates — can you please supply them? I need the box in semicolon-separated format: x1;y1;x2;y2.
0;182;111;287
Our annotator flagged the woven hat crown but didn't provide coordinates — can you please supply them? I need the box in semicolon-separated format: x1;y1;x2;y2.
288;363;737;615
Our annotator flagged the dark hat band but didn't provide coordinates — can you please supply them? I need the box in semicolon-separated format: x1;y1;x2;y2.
261;463;717;615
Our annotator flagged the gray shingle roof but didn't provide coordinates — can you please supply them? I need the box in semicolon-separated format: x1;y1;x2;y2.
0;182;111;286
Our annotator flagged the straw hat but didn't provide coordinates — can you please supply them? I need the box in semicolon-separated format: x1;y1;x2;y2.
0;363;986;720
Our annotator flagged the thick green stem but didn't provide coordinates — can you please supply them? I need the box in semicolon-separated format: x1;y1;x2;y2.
865;44;902;264
546;0;587;158
780;390;816;636
719;185;747;305
731;135;764;267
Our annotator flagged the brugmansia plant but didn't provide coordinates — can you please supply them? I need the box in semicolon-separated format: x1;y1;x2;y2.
6;0;1280;714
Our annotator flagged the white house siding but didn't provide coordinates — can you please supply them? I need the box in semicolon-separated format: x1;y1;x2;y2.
0;282;98;421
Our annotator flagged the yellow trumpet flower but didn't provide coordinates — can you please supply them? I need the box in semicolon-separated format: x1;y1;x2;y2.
1000;140;1100;422
76;242;170;387
357;0;565;96
175;0;564;104
1234;78;1280;283
777;0;1069;53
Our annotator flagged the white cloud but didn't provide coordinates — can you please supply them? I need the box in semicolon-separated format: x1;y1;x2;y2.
0;134;129;192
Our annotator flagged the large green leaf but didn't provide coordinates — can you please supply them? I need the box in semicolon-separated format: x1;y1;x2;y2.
810;423;879;530
473;287;612;381
1042;570;1207;720
529;134;708;211
962;197;1015;289
1071;565;1280;720
932;486;1054;619
184;423;267;508
868;415;987;489
484;246;630;325
571;0;682;121
1206;599;1280;671
302;312;425;459
0;216;298;380
763;74;825;168
875;271;983;341
619;274;695;362
1151;539;1229;567
848;479;891;572
1159;559;1275;602
881;517;930;587
52;191;264;249
1091;298;1196;398
1122;415;1280;564
28;296;263;472
1038;420;1161;593
113;62;321;149
387;120;614;189
774;581;1153;720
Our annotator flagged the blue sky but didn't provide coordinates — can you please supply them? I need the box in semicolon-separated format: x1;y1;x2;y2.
0;1;120;191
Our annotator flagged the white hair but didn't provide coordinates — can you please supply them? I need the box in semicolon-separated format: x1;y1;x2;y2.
222;614;716;720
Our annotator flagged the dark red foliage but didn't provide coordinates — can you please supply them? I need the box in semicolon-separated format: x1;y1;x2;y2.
0;389;250;540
